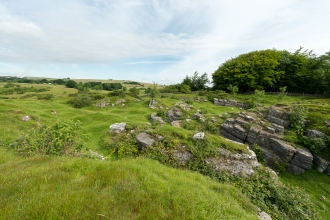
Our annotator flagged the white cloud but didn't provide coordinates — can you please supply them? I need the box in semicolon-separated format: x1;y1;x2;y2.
0;0;329;82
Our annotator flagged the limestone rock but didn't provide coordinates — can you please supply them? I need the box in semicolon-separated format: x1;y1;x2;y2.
136;133;155;149
171;120;181;128
269;138;296;161
287;163;305;174
313;154;330;173
193;111;206;122
306;129;326;138
272;124;284;135
290;148;313;170
258;209;272;220
166;107;183;122
21;116;30;122
172;150;193;165
109;122;126;133
193;132;204;140
150;113;166;124
205;146;259;177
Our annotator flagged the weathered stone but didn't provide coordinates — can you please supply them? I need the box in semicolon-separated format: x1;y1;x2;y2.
306;129;326;139
245;115;256;121
21;115;30;122
166;107;183;122
266;127;275;134
205;147;259;177
269;138;296;161
272;124;284;135
232;124;248;140
171;120;181;128
324;165;330;175
109;122;126;133
193;132;204;140
290;148;313;170
150;113;166;124
258;210;272;220
254;130;272;149
136;133;155;149
220;129;245;143
313;154;330;173
268;107;290;120
193;112;206;122
172;150;193;164
235;117;249;127
267;115;289;127
287;163;305;174
246;126;260;143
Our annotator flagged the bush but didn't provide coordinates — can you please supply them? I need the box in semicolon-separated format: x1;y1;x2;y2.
290;105;308;129
68;93;93;108
37;94;54;100
11;120;88;156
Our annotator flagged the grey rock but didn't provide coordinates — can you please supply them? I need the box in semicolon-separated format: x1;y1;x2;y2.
287;163;305;174
172;151;193;165
136;133;155;149
246;126;260;143
232;124;248;140
220;129;245;143
290;148;313;170
166;107;183;122
306;129;326;139
245;115;256;121
254;130;272;149
266;127;275;134
150;113;166;124
193;112;206;122
171;120;181;128
324;165;330;175
267;115;289;127
313;154;330;173
268;107;290;120
258;210;272;220
269;138;296;161
109;122;126;133
205;147;259;177
193;132;205;140
21;115;30;122
272;124;284;135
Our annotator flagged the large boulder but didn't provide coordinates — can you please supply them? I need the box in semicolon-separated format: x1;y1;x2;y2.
136;133;155;149
269;138;296;161
313;154;330;173
290;148;313;170
109;122;126;133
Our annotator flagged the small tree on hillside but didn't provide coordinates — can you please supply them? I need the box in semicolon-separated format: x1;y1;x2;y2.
277;86;287;102
150;82;160;103
227;84;238;96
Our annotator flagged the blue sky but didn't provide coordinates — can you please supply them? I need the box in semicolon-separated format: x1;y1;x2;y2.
1;0;330;84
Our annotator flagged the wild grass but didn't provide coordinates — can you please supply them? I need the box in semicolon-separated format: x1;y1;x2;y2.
0;148;258;220
280;169;330;220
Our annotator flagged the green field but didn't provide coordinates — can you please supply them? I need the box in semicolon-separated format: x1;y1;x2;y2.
1;82;330;219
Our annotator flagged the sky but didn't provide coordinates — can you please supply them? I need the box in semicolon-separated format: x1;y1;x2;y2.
0;0;330;84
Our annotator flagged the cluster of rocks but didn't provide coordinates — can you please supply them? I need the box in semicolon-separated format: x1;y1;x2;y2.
96;100;110;108
218;108;302;174
214;98;248;109
193;110;206;122
150;113;166;124
166;106;183;127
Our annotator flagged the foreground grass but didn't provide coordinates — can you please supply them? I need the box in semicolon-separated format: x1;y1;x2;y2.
280;169;330;220
0;149;258;220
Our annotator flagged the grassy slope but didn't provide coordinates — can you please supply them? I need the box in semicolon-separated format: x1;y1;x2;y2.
280;169;330;220
0;148;258;220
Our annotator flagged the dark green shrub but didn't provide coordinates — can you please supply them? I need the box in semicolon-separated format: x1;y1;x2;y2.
290;106;308;129
68;93;93;108
11;120;88;156
37;94;54;100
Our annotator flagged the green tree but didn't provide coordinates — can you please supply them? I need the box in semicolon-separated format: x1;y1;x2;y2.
65;80;77;88
182;72;209;91
180;84;191;94
212;49;284;92
150;82;160;102
277;86;287;102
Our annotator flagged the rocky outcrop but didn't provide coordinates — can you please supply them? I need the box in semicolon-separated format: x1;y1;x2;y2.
193;111;206;122
96;100;110;108
205;146;260;177
218;108;316;174
109;122;126;133
307;129;326;138
213;98;248;109
136;133;155;149
150;113;166;124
